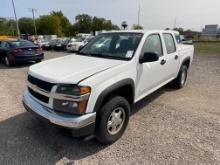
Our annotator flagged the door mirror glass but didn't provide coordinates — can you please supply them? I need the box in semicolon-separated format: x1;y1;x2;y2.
139;52;159;63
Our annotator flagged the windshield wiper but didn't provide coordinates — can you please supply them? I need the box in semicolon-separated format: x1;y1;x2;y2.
77;52;128;60
91;53;128;60
76;52;90;56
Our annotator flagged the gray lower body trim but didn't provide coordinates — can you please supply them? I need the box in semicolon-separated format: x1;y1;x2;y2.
23;89;96;129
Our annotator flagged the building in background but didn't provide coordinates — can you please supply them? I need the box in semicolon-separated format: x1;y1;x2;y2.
202;25;220;36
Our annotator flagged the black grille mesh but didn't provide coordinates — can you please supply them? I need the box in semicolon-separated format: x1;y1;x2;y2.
28;87;49;103
28;75;54;91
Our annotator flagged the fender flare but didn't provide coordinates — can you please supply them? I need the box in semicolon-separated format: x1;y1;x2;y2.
93;78;135;112
181;57;191;68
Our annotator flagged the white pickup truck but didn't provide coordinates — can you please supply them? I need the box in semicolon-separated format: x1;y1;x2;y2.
23;30;194;144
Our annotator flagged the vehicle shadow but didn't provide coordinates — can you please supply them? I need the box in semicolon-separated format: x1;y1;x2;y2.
0;85;175;164
0;112;105;164
0;62;35;69
131;85;175;116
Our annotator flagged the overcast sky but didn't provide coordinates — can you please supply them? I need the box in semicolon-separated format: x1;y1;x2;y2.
1;0;219;31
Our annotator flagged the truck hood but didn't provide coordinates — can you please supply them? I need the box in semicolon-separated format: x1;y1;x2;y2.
29;54;125;84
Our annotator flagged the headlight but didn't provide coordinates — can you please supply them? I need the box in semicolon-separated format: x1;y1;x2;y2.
53;85;91;114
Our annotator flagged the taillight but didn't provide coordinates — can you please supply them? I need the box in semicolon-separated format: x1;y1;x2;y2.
36;47;42;53
12;48;22;55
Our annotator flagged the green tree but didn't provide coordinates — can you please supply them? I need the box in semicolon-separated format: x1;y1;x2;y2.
50;11;71;36
173;28;184;35
74;14;93;33
19;17;35;34
92;17;119;31
132;24;143;30
37;15;63;36
0;17;16;35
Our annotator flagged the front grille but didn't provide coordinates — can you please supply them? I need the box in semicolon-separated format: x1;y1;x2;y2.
28;75;54;91
28;87;49;103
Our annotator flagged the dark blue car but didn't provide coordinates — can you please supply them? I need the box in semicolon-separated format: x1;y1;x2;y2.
0;39;44;66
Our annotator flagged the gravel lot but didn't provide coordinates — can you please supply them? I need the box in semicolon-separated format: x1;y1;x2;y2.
0;51;219;165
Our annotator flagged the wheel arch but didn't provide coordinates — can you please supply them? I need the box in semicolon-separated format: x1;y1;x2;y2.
181;57;191;69
94;78;135;112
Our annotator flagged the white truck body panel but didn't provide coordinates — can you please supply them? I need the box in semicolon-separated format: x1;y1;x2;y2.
25;30;194;119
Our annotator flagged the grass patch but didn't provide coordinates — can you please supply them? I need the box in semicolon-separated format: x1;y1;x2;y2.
194;43;220;54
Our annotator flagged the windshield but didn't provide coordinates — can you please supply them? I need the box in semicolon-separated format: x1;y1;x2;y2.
79;33;143;60
8;40;35;48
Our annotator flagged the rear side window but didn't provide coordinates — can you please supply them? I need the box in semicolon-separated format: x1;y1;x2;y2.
143;34;163;56
163;33;176;54
1;41;10;48
8;40;35;48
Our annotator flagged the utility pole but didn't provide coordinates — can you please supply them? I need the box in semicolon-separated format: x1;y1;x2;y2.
11;0;20;38
29;8;37;36
174;17;177;29
137;4;141;26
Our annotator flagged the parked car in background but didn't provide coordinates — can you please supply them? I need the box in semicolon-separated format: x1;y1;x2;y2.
37;39;50;48
45;39;58;50
0;39;44;66
54;38;70;51
66;36;94;52
174;32;193;45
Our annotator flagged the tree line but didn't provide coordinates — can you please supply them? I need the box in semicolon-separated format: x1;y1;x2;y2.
0;11;120;37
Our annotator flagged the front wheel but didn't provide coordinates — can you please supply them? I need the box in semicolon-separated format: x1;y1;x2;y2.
172;65;188;89
95;96;130;144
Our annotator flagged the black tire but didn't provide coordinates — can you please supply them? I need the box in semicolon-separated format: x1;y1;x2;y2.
36;59;42;63
172;65;188;89
4;56;12;67
95;96;130;144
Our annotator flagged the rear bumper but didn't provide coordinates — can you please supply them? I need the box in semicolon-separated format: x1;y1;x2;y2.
12;54;44;62
66;46;79;51
22;89;96;137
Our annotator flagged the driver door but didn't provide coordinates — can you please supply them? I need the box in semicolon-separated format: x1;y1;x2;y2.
136;33;169;99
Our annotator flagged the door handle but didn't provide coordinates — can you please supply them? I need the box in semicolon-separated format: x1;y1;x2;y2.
175;55;179;60
160;59;166;65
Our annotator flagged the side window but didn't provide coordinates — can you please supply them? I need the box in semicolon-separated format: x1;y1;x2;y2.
143;34;163;56
163;33;176;54
1;42;7;48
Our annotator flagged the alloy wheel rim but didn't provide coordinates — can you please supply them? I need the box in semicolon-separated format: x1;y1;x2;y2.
107;107;126;135
181;70;186;85
5;57;9;66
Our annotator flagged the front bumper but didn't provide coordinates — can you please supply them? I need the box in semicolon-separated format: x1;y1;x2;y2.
23;89;96;136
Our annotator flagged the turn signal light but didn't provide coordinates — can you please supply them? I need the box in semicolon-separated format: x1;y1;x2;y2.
80;86;91;94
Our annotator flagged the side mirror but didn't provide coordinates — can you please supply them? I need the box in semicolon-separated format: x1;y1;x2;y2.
139;52;159;63
78;45;84;52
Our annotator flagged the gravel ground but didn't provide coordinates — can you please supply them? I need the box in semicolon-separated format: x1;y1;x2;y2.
0;51;219;165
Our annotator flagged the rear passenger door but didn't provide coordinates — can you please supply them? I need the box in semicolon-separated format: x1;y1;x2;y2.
162;33;180;79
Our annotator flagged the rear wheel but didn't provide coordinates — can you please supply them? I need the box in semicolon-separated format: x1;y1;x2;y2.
36;59;42;63
95;96;130;144
172;65;188;89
